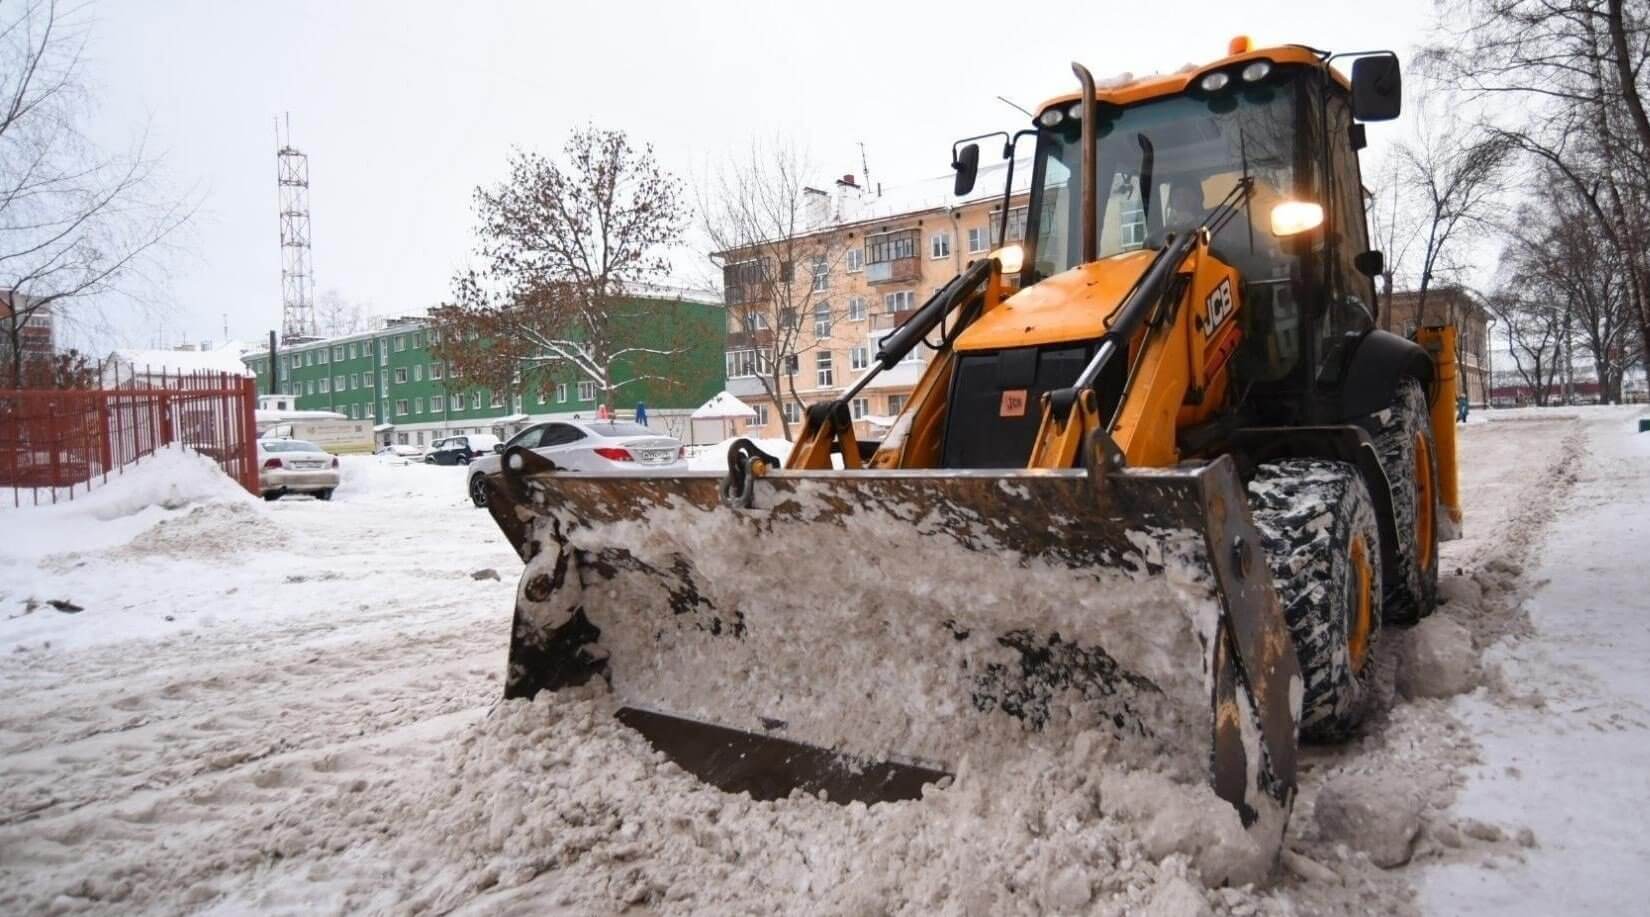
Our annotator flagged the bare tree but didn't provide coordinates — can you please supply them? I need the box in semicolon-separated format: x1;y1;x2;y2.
315;289;369;338
430;128;690;409
0;1;193;387
1365;150;1425;328
1395;100;1515;322
700;140;859;440
1427;0;1650;378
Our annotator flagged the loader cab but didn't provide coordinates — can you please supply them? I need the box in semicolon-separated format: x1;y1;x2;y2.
1014;48;1395;417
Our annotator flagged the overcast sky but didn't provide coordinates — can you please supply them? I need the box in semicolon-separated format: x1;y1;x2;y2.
80;0;1438;350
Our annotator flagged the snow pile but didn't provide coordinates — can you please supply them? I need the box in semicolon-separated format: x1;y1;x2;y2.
686;437;793;471
242;689;1263;915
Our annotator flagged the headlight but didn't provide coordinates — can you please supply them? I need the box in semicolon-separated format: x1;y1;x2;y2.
1241;61;1272;82
1067;101;1083;120
1199;71;1231;92
1270;201;1324;237
1037;107;1065;128
991;244;1025;274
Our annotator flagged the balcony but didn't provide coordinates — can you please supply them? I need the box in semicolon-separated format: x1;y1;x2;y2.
864;257;920;285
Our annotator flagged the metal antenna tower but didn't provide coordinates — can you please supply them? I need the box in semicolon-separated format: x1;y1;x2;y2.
276;115;317;342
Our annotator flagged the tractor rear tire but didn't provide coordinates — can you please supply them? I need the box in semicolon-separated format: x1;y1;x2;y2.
1364;378;1440;626
1248;459;1384;743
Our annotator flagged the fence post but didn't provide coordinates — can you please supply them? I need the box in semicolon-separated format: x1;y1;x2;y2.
239;376;259;494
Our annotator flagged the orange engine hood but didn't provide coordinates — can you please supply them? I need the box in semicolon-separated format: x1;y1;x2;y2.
954;251;1155;352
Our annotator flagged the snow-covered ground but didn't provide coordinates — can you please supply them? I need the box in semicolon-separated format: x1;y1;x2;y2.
1;409;1646;914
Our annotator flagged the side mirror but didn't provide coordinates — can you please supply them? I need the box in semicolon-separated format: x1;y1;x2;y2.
1354;250;1385;277
952;143;980;196
1351;54;1402;122
493;444;504;454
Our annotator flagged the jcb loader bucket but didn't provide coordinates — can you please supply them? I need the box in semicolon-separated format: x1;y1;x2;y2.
483;440;1300;840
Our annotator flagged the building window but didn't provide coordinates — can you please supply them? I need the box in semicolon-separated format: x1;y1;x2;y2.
380;347;388;366
753;403;770;427
967;227;988;253
930;231;951;259
848;297;866;322
394;367;408;384
851;397;869;420
577;381;596;402
349;404;360;419
348;373;358;390
394;335;406;352
348;343;358;360
397;432;408;445
989;206;1029;244
887;394;907;415
364;339;373;353
866;229;918;263
318;349;328;365
416;431;425;446
430;363;443;380
742;311;769;332
381;399;390;417
305;379;315;395
304;351;313;367
850;346;868;371
410;397;421;414
332;345;345;361
1120;205;1147;250
490;391;505;408
431;394;444;412
395;399;409;416
816;351;834;388
318;377;330;393
883;290;914;313
814;301;831;337
811;256;829;292
846;249;863;273
449;392;464;413
472;392;482;409
332;375;343;392
779;307;798;330
726;349;762;379
413;364;423;382
556;383;568;403
782;401;801;425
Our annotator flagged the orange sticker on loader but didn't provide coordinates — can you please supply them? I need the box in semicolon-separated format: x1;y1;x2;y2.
1000;389;1028;417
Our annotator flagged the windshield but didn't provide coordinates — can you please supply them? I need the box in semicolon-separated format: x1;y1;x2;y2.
1028;73;1307;281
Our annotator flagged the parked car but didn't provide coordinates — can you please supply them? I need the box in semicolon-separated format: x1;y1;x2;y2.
466;420;684;507
376;443;426;460
425;434;501;466
259;439;341;501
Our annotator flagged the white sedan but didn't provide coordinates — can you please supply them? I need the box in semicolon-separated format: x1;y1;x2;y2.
466;420;685;507
259;439;342;501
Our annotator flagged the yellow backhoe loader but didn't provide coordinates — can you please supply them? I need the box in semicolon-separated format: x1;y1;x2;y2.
482;38;1462;855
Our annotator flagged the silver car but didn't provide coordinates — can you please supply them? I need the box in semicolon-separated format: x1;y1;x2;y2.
466;420;685;507
259;439;342;501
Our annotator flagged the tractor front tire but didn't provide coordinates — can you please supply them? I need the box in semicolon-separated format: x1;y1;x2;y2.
1248;459;1384;743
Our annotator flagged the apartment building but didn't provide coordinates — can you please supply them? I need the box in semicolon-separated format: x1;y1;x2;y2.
719;167;1029;439
241;289;725;448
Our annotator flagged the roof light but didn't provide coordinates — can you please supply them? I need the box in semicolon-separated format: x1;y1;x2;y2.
992;244;1025;274
1229;35;1252;55
1037;107;1065;128
1199;71;1231;92
1066;101;1083;120
1242;60;1272;83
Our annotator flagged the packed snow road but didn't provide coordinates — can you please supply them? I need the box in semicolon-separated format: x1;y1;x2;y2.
0;408;1645;915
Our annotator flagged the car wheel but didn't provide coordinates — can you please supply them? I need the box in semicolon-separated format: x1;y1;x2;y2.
316;488;334;502
263;491;280;502
469;475;489;508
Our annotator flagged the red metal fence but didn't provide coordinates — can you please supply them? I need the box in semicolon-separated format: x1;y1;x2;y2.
0;369;259;506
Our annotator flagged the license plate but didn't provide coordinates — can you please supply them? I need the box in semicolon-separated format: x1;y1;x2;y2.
640;450;674;464
294;461;325;469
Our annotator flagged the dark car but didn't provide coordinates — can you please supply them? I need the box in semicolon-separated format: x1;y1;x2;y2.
424;433;501;466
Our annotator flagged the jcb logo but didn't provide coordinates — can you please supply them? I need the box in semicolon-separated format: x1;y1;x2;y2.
1205;278;1234;337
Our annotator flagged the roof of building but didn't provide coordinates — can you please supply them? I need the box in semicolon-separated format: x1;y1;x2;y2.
108;346;254;377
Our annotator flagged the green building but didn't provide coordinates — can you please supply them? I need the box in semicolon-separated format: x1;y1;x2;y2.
242;289;725;448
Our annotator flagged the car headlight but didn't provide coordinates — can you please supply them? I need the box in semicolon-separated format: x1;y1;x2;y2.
1199;71;1231;92
1241;60;1272;83
1038;107;1065;128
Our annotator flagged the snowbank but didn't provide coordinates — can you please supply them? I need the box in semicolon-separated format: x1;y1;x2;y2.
686;437;793;471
